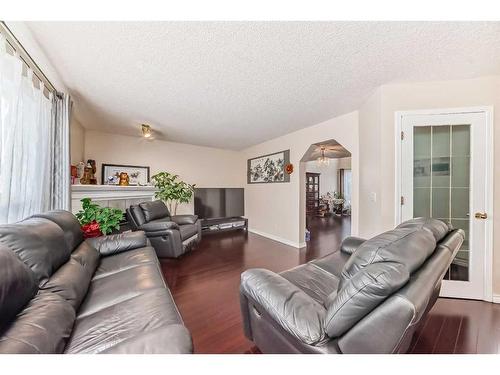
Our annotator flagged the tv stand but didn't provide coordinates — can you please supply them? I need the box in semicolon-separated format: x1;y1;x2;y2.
201;217;248;234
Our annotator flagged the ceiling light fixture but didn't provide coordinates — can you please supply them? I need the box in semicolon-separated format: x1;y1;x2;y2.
317;146;330;167
141;124;152;138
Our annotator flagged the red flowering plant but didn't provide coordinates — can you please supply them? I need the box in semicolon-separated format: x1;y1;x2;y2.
75;198;124;238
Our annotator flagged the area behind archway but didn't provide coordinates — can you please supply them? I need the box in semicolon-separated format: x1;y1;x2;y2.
299;140;353;257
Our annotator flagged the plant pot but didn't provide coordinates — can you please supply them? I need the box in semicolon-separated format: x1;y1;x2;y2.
81;221;103;238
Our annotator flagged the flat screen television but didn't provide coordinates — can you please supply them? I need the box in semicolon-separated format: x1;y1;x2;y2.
194;188;244;219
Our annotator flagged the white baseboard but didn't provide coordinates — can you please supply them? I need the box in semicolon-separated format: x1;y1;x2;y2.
248;228;305;249
492;294;500;304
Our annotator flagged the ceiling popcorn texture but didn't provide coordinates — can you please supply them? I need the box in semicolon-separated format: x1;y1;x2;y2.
26;21;500;150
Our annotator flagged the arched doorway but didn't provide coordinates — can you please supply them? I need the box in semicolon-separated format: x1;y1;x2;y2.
300;139;352;260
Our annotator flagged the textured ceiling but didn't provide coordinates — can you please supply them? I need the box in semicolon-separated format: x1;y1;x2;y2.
26;21;500;150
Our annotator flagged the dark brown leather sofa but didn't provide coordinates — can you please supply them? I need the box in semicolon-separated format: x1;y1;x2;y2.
0;210;192;354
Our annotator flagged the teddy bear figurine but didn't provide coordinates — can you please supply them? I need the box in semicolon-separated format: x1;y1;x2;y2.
118;172;129;186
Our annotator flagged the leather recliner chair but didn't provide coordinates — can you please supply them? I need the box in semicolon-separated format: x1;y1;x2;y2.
126;200;201;259
240;217;465;354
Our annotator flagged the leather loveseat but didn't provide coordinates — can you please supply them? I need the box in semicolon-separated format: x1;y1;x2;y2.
0;210;192;354
126;200;201;258
240;218;464;354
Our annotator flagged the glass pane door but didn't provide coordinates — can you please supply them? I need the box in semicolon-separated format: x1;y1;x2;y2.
413;125;471;281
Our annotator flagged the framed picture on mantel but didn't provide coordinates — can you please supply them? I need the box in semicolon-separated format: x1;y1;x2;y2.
247;150;290;184
102;164;150;186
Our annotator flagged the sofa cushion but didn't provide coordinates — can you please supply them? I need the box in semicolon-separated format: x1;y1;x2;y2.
0;292;75;353
93;246;158;279
171;215;198;225
0;245;38;331
31;210;84;251
324;262;409;338
77;263;166;318
396;217;450;243
41;258;92;311
140;220;179;232
179;224;198;241
340;236;366;255
100;325;192;354
0;218;71;285
86;231;149;257
311;250;351;279
65;288;184;353
340;226;436;287
129;205;146;227
71;241;100;278
280;263;339;305
139;200;170;222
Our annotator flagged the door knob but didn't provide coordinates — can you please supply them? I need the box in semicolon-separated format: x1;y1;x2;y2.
474;212;488;219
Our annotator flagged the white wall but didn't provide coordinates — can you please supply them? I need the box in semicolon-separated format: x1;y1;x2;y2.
243;111;359;247
70;119;85;165
358;87;383;237
84;130;245;214
358;75;500;296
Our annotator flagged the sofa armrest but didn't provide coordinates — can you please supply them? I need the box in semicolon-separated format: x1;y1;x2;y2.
140;221;179;232
87;231;148;257
240;268;326;345
340;236;366;255
100;325;193;354
171;215;198;225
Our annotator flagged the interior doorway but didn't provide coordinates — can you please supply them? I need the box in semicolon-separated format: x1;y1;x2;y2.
396;107;493;301
301;139;352;259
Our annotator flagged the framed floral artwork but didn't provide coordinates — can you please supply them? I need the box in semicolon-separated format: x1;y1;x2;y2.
247;150;290;184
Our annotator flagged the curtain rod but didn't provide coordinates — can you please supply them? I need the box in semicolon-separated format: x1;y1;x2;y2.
0;21;57;94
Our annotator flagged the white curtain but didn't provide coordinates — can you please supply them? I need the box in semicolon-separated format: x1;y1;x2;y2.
0;34;70;224
50;92;71;211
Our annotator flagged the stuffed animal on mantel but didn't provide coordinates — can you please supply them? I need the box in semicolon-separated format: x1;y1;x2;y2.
118;172;130;186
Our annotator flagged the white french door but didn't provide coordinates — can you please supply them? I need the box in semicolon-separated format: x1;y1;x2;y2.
397;108;492;301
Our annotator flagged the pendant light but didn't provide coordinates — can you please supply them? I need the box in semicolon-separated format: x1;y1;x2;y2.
317;146;330;167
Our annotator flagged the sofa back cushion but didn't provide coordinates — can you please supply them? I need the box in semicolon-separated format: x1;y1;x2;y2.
336;229;464;353
41;258;93;311
139;200;170;222
324;218;451;340
39;239;100;312
0;292;75;353
339;219;444;288
0;218;71;285
324;262;409;337
396;217;450;242
128;205;147;228
31;210;84;251
0;244;38;331
71;241;100;278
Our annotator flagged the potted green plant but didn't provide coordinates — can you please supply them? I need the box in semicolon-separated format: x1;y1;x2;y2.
75;198;124;238
150;172;195;215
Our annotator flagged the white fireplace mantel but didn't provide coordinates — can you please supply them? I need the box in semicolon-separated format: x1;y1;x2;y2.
71;185;156;214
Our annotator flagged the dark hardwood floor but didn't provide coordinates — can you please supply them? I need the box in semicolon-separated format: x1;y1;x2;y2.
160;215;500;354
409;298;500;354
305;215;351;261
